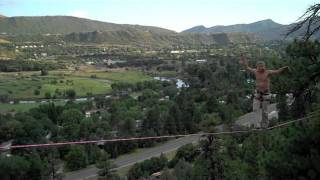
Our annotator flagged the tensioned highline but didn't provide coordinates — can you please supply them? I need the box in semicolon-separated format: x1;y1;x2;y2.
1;111;319;150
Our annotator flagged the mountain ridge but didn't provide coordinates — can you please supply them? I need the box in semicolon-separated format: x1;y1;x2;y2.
0;15;176;35
0;16;313;41
0;15;261;46
182;19;290;40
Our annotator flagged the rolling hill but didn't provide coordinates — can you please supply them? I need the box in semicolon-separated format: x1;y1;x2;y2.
182;19;320;40
182;19;289;40
183;19;281;33
0;16;175;35
0;15;261;46
64;31;261;47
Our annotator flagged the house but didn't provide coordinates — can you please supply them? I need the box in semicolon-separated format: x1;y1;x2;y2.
85;109;101;118
86;61;94;65
135;120;143;130
159;96;170;101
41;53;47;57
186;49;199;53
170;50;184;54
195;59;207;63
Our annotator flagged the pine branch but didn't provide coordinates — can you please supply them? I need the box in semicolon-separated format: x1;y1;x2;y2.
286;4;320;40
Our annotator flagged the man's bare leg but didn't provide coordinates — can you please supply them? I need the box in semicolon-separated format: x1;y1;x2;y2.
253;93;262;128
261;96;270;128
253;96;260;112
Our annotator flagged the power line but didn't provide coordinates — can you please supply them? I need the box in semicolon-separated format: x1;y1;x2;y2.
1;112;318;151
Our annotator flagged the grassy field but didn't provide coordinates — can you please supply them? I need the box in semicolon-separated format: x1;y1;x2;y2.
0;76;111;99
0;69;152;99
0;68;152;112
42;77;111;97
70;70;152;83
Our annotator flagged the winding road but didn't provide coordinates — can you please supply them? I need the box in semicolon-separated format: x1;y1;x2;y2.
63;104;277;180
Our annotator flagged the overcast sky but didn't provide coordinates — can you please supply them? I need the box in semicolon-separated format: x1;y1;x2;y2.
0;0;317;32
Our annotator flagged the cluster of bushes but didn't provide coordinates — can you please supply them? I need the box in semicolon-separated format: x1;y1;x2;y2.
43;89;76;99
128;155;168;179
0;60;65;72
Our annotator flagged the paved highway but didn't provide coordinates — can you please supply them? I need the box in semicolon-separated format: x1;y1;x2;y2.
64;104;277;180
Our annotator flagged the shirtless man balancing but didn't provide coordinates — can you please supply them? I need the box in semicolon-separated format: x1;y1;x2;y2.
239;54;289;128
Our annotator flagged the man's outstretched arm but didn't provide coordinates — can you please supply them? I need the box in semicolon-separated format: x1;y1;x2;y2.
268;66;289;75
239;54;255;73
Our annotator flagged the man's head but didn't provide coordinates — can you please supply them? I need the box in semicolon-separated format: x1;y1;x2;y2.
256;61;266;72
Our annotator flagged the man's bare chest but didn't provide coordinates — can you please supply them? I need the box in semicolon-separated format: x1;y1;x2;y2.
255;72;269;81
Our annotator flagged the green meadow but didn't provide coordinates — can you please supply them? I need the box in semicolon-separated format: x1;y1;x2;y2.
0;69;152;100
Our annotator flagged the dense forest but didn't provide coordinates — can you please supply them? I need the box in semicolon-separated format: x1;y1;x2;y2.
0;52;253;179
125;40;320;180
1;38;319;179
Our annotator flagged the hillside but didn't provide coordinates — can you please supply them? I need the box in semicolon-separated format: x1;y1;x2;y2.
0;16;175;35
182;19;293;40
0;15;261;46
65;31;261;46
1;16;319;43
